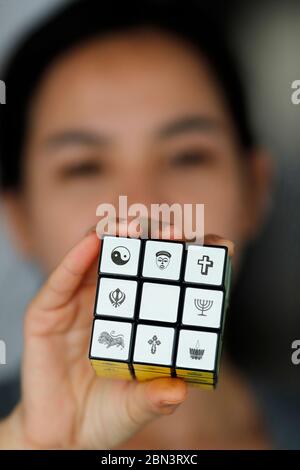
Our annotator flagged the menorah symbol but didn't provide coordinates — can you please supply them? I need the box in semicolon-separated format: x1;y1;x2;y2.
109;288;126;308
194;298;213;316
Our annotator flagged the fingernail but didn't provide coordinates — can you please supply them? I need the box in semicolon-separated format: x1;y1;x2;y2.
158;402;182;415
160;398;185;406
156;380;187;406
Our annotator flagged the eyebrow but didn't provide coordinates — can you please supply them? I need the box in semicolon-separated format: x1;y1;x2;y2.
44;130;111;151
156;115;222;139
43;114;222;152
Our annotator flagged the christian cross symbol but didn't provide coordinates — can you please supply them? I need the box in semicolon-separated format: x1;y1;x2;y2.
197;255;214;275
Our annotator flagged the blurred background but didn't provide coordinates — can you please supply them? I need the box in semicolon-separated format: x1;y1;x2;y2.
0;0;299;448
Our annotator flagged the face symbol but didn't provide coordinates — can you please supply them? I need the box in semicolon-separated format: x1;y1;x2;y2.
156;251;171;270
111;246;131;265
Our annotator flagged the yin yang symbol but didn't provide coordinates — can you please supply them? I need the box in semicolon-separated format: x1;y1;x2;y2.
111;246;131;265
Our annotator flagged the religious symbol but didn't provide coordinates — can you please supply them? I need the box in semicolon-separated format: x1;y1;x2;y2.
98;331;125;349
148;335;161;354
194;298;213;316
111;246;131;265
197;255;213;275
109;288;126;308
189;340;205;360
156;251;171;270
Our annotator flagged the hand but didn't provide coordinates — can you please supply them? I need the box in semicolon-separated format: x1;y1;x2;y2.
3;232;188;450
2;231;234;450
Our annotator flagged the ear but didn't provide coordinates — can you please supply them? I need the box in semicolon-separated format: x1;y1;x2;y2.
243;148;274;241
1;191;34;258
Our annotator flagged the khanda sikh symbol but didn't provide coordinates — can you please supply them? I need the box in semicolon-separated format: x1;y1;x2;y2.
109;288;126;308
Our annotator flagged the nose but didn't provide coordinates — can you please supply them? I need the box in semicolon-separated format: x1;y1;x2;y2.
97;152;175;238
116;173;159;208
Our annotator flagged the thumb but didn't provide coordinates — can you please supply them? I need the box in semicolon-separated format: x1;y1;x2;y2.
117;378;188;441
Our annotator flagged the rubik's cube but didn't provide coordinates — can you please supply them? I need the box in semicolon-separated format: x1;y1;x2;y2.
89;235;232;389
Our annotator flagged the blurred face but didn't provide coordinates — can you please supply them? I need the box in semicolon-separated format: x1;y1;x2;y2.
5;30;268;272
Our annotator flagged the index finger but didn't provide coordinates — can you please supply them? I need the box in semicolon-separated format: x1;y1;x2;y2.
204;233;235;257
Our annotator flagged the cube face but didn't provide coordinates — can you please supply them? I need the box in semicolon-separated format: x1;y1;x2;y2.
142;240;183;281
184;245;226;286
89;235;232;388
182;287;224;329
91;359;132;380
175;330;218;372
90;319;133;362
99;236;141;277
133;324;175;366
95;277;138;319
133;324;175;380
139;283;180;323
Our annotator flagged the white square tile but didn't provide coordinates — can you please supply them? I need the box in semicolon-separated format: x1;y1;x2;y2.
96;277;138;319
139;283;180;323
184;245;226;286
176;330;218;371
133;324;175;366
90;319;132;361
182;288;224;329
142;240;183;280
100;236;141;276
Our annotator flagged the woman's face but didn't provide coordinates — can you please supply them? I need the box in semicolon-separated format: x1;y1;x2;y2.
6;30;269;272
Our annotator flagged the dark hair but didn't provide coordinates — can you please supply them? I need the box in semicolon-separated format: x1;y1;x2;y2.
0;0;254;191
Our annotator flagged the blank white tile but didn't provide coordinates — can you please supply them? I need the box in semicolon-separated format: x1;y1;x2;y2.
133;324;175;366
176;330;218;371
184;245;226;286
100;236;141;276
139;283;180;323
96;277;138;319
182;288;223;329
90;319;132;361
142;240;183;280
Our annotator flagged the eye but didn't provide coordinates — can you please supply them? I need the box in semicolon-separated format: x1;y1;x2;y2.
59;160;104;179
169;150;213;168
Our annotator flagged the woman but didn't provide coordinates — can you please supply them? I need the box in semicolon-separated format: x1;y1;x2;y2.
0;0;271;449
